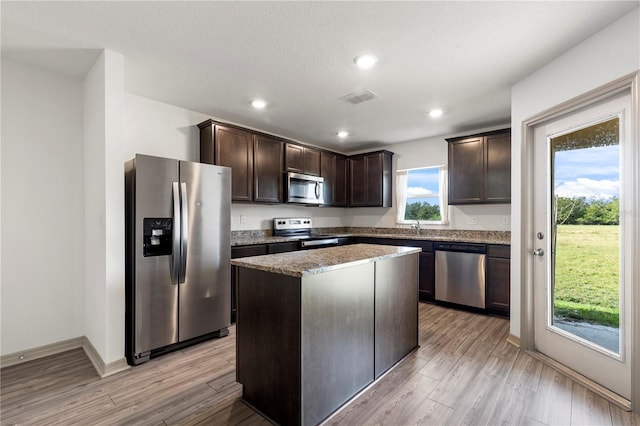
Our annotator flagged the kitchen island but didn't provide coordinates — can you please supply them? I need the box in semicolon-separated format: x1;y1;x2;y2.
232;244;421;426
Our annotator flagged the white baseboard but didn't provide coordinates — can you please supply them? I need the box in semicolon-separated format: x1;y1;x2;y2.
507;333;521;348
0;336;130;378
81;336;130;378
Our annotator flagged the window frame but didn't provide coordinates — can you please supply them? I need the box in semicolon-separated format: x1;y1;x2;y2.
396;165;449;225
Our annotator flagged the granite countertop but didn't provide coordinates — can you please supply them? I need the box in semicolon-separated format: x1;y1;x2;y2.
231;243;421;277
231;228;510;247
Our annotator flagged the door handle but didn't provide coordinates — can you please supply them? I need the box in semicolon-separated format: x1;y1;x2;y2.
171;182;181;284
532;248;545;256
315;182;320;199
179;182;188;284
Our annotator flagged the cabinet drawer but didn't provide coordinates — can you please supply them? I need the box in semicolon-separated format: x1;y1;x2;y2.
487;245;510;258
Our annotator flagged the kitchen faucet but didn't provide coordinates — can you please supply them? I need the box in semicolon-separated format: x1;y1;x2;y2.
411;220;421;236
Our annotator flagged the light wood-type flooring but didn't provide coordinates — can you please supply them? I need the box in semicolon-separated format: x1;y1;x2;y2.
2;303;638;425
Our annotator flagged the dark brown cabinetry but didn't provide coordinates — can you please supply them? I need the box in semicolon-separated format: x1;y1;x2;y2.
253;134;284;203
200;120;392;208
198;120;283;203
285;143;321;176
320;151;348;207
230;244;269;323
349;151;393;207
486;244;510;316
447;129;511;205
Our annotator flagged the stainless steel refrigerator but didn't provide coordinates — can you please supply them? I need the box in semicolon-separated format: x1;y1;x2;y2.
125;154;231;365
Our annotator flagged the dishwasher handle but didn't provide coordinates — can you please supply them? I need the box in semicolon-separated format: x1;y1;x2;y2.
434;242;486;254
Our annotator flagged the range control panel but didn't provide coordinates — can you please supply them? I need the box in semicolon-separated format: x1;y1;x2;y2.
273;217;312;232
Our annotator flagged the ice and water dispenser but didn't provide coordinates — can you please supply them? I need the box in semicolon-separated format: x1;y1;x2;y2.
143;218;173;257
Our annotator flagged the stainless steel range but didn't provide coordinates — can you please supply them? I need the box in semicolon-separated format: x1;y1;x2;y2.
273;217;340;249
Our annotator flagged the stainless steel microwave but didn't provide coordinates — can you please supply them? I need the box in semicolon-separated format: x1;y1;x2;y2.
286;172;324;205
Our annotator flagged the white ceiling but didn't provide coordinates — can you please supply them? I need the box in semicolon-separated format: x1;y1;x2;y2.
2;1;638;152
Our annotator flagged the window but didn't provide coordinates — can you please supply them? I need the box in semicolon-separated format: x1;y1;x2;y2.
396;166;448;224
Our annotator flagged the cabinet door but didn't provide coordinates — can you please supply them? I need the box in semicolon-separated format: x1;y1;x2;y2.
349;156;366;206
216;125;253;201
303;147;321;176
320;152;335;205
485;132;511;203
486;256;510;315
253;135;284;203
419;252;435;301
365;153;383;206
449;137;484;204
334;155;348;207
285;144;304;173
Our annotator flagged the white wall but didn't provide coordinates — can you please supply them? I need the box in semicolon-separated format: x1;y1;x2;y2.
510;8;640;338
1;58;85;355
123;94;208;162
83;50;127;364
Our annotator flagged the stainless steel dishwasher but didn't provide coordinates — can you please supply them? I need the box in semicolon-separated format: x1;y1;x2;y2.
434;242;486;308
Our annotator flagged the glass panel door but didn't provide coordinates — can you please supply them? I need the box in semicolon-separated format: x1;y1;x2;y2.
533;91;631;399
550;117;620;354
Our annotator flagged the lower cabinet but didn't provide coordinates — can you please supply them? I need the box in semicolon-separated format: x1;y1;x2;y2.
231;244;268;324
486;245;510;316
419;251;435;301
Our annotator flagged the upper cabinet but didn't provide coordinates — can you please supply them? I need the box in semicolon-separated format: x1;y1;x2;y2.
285;143;321;176
446;129;511;205
320;151;348;207
199;120;392;208
349;151;393;207
198;120;283;203
253;134;284;203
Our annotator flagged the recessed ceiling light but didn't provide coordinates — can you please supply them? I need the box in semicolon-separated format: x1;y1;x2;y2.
251;99;267;109
337;131;349;138
429;109;443;118
354;54;378;69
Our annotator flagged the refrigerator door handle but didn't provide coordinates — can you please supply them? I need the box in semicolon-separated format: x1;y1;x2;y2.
171;182;181;284
179;182;189;284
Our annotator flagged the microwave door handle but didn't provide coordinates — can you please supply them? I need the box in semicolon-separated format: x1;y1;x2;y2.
179;182;188;284
171;182;180;284
315;182;320;199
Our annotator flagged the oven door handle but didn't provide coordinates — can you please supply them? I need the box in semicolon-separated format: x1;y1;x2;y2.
300;238;339;248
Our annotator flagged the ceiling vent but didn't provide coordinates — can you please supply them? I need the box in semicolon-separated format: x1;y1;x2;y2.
340;90;378;105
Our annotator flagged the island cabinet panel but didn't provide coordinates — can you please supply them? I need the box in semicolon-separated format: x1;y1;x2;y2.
236;268;301;425
354;237;434;302
374;255;418;378
302;263;375;425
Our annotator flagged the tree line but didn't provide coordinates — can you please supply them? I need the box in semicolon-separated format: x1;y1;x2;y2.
555;196;619;225
405;201;441;221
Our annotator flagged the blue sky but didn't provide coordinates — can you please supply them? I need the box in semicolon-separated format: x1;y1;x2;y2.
554;145;619;199
406;168;440;205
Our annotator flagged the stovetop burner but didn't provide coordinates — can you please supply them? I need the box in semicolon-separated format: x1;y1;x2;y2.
273;217;340;248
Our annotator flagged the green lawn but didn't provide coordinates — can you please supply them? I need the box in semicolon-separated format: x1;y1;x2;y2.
554;224;620;327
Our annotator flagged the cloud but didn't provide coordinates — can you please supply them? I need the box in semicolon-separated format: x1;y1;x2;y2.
555;178;619;199
406;186;436;197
